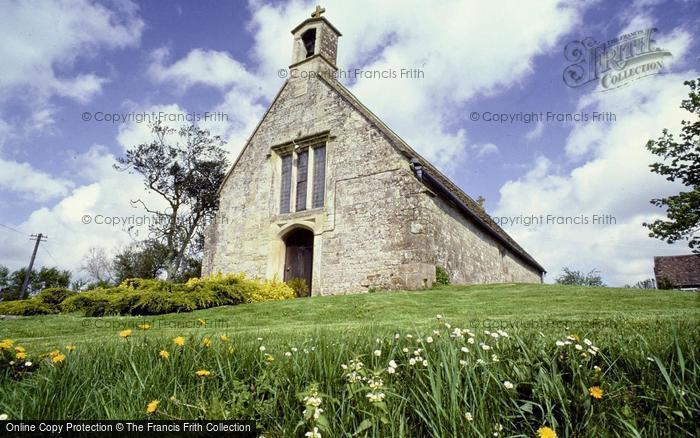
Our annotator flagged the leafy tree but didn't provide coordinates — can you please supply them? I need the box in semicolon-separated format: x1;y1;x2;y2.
644;77;700;253
2;266;71;299
624;278;657;289
112;241;169;283
555;267;605;287
115;122;229;280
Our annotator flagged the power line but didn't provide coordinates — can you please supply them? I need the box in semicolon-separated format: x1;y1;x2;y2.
0;222;27;236
41;246;60;266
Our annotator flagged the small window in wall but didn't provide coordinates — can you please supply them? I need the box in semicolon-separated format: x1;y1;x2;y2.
301;28;316;58
280;154;292;213
312;146;326;208
295;150;308;211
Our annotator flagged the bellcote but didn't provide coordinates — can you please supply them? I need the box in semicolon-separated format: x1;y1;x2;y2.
290;5;341;74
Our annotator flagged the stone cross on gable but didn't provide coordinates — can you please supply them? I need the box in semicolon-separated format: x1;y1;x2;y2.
311;5;325;18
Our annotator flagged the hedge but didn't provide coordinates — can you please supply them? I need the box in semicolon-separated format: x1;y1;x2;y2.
0;273;294;317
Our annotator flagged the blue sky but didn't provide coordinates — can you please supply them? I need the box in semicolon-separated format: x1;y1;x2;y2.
0;0;698;285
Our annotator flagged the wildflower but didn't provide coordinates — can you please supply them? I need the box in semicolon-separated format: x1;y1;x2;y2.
389;360;397;368
285;351;292;357
480;343;491;351
66;344;76;352
432;330;440;335
426;337;433;344
467;337;475;344
159;350;170;360
409;358;417;366
555;341;565;347
259;346;266;352
567;334;579;342
173;336;185;346
436;314;443;320
291;347;298;352
461;347;469;353
202;338;212;348
228;346;235;354
459;359;467;365
15;352;27;360
584;338;593;346
305;427;322;438
444;323;451;329
373;350;381;357
422;359;428;367
491;332;500;339
264;353;274;363
588;386;603;399
257;337;263;341
394;333;400;339
402;347;409;353
593;365;602;373
537;426;557;438
497;330;509;337
465;412;473;421
503;381;514;390
198;319;206;327
368;378;384;389
24;361;32;367
15;346;25;354
52;353;66;363
575;344;583;351
195;369;211;377
476;359;486;365
588;348;598;356
118;329;132;338
48;350;60;358
406;334;413;339
366;392;386;403
491;354;499;362
646;356;654;362
138;323;151;330
0;414;7;420
0;339;14;350
303;395;322;408
387;366;396;374
220;335;229;342
146;400;160;414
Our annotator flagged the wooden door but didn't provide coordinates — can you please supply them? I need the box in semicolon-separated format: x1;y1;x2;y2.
283;228;314;291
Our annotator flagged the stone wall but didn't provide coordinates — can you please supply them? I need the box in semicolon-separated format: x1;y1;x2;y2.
203;73;542;294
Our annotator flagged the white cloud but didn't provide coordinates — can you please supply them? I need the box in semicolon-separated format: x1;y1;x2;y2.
472;143;500;158
494;65;697;286
0;158;73;201
0;0;143;129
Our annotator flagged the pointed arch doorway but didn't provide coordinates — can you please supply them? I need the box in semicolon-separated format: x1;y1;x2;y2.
283;228;314;292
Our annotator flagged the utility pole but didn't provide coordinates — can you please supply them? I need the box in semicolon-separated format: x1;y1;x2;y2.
19;233;47;299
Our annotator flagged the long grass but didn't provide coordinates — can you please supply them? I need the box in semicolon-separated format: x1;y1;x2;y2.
1;319;698;436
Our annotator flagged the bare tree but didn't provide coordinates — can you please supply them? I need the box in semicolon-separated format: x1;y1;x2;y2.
80;247;114;284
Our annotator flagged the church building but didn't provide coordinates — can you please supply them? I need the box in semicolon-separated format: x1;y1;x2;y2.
202;7;545;295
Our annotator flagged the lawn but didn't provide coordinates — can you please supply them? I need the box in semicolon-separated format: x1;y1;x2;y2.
1;284;698;436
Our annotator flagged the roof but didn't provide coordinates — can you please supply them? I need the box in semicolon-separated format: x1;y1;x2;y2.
654;254;700;288
291;17;342;36
319;76;546;274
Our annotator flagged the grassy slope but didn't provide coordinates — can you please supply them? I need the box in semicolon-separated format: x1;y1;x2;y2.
2;283;698;348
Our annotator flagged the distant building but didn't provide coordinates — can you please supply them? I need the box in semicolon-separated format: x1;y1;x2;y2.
653;255;700;290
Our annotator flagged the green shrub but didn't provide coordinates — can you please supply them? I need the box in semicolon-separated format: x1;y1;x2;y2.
0;299;56;315
286;277;310;297
35;287;76;307
435;266;451;286
127;292;196;315
60;291;119;316
246;279;295;303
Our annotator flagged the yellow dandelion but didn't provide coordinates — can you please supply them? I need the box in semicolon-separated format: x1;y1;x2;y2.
0;339;14;350
264;353;274;362
202;338;212;348
52;353;66;363
119;329;132;338
66;344;77;352
159;350;170;360
173;336;185;346
146;400;160;414
228;346;235;354
138;323;151;330
15;352;27;360
14;346;26;354
198;319;206;327
48;349;61;358
588;386;604;399
195;369;211;377
538;426;557;438
220;335;229;342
